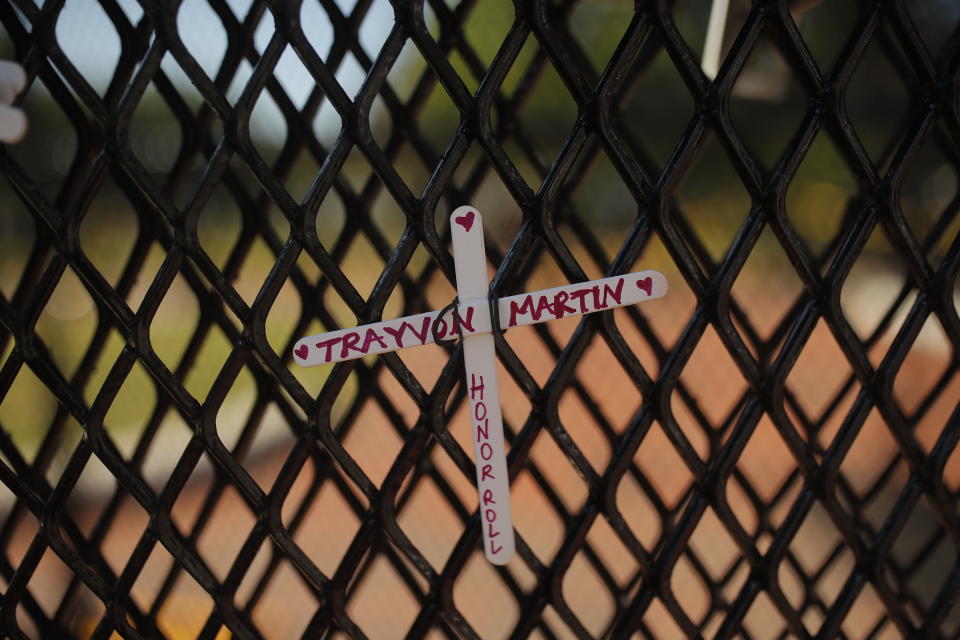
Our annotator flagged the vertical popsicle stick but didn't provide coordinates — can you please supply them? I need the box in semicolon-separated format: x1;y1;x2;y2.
450;206;515;565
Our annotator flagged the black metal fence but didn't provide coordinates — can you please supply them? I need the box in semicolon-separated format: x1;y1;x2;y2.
1;0;959;638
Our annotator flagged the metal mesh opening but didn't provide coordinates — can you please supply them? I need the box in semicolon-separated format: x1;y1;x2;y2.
1;0;959;638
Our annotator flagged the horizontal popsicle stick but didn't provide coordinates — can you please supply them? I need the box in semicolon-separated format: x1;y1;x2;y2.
292;270;667;367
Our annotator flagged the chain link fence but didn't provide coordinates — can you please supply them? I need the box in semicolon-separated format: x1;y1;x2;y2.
1;0;959;638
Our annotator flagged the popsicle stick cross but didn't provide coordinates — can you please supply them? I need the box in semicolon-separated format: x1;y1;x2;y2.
294;207;668;565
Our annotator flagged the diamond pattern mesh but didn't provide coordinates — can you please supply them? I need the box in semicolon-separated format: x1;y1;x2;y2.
0;0;959;638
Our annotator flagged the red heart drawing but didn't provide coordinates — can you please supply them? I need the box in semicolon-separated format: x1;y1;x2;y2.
636;277;653;296
454;210;475;232
294;344;309;360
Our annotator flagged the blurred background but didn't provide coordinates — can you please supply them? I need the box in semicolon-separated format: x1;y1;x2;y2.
0;0;959;638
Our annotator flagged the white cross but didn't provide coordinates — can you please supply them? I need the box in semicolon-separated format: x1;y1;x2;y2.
294;207;668;565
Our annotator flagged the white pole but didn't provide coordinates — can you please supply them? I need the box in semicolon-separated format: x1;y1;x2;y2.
702;0;730;80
